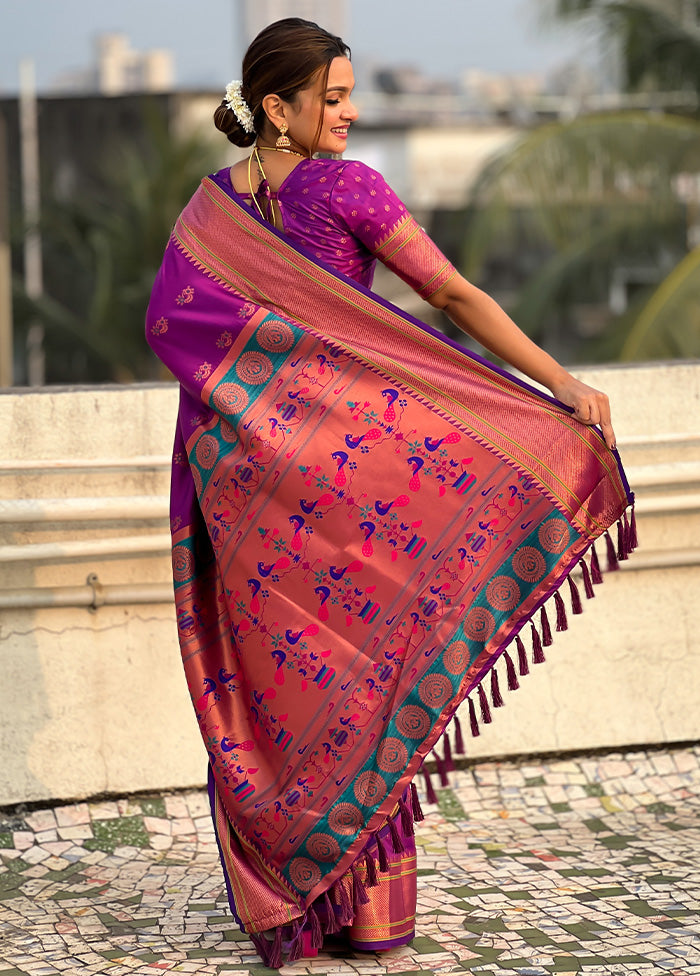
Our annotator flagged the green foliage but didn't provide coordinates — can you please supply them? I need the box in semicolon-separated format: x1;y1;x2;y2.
461;5;700;363
548;0;700;95
21;107;220;383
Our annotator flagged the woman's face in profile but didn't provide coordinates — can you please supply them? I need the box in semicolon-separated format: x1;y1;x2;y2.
286;56;358;155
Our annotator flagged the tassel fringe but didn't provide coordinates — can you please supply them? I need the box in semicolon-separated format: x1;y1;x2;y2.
468;696;479;737
505;651;519;690
477;683;492;723
580;558;595;599
363;848;379;888
605;530;619;571
554;589;568;631
491;667;504;707
567;574;583;615
540;605;553;646
410;781;424;822
590;543;603;584
388;816;404;854
454;714;465;754
422;767;438;805
516;635;529;675
531;621;545;664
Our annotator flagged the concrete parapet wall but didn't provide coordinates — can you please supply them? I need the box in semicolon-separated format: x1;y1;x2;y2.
0;364;698;805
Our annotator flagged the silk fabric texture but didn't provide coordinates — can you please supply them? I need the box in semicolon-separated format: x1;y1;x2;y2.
146;159;633;946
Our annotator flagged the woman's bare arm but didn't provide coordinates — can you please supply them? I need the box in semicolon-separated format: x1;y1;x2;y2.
429;273;617;450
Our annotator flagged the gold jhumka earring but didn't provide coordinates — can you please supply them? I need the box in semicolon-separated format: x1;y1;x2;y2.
275;122;291;150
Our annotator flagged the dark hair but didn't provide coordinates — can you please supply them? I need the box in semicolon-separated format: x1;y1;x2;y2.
214;17;350;150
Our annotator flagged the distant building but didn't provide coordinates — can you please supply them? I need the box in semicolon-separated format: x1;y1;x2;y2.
238;0;347;44
52;33;173;95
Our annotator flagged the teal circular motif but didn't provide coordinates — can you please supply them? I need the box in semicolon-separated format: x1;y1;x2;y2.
289;857;321;892
195;434;218;470
219;419;238;443
306;832;340;862
235;351;273;385
512;546;546;583
442;640;470;675
328;802;363;835
538;519;570;554
463;606;496;642
486;575;521;612
212;382;249;414
396;704;431;739
377;737;408;773
172;545;194;583
418;673;453;709
354;770;387;807
257;318;295;353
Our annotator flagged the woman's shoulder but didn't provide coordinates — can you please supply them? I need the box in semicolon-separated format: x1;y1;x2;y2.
298;157;386;185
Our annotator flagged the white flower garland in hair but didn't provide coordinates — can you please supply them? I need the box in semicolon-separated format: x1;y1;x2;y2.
224;80;255;134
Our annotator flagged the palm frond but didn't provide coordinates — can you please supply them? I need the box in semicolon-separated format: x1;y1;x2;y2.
620;246;700;358
463;112;700;279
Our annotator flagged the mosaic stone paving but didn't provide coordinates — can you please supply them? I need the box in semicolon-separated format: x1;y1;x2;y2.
1;745;699;976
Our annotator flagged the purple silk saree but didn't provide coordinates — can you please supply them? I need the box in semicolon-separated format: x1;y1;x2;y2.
146;165;634;966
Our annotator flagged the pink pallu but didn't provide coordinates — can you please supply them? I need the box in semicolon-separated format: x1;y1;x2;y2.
146;174;634;962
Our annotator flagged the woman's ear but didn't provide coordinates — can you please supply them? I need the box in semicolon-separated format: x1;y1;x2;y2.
261;93;286;131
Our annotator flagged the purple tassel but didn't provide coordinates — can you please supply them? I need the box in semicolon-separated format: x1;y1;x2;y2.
410;781;424;821
554;589;568;631
443;730;455;770
363;848;379;888
623;510;631;555
468;697;480;737
477;683;492;723
308;906;323;949
516;635;529;675
454;714;465;754
374;829;389;871
398;796;413;836
567;574;583;614
388;816;405;854
422;767;438;805
531;622;545;664
432;748;449;786
605;530;619;571
505;651;519;690
580;559;595;599
540;605;553;646
629;506;638;550
491;667;504;707
268;927;283;969
616;519;628;562
288;923;305;963
323;890;340;934
351;862;370;908
334;878;353;925
590;544;603;584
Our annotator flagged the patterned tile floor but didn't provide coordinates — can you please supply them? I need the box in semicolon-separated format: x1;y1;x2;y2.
1;745;699;976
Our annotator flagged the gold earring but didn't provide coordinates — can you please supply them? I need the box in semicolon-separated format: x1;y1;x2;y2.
276;122;291;150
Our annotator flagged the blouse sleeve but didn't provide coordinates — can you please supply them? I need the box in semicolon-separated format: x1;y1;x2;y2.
332;159;457;300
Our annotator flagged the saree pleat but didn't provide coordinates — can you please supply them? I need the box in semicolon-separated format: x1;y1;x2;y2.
147;175;634;965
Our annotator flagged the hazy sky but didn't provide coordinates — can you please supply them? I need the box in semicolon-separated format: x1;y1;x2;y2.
0;0;597;93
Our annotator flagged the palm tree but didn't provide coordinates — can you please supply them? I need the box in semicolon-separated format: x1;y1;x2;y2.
549;0;700;95
460;1;700;362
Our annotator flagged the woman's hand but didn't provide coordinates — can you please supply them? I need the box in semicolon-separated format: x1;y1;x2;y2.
549;374;616;450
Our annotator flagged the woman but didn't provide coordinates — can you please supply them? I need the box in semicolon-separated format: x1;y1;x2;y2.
146;18;634;967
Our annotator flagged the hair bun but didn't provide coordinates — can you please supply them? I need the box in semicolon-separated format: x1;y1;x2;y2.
214;101;256;147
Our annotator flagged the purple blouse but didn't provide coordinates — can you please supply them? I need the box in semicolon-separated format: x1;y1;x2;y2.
220;158;456;297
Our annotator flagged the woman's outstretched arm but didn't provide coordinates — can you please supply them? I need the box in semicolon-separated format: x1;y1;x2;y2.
429;274;617;450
